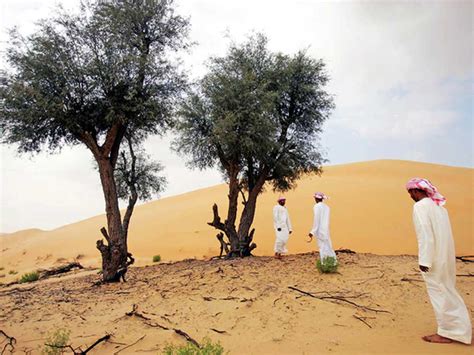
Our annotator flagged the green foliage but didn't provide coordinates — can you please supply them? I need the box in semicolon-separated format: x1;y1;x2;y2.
42;328;71;355
152;255;161;262
8;270;17;275
114;137;166;202
19;271;40;283
316;256;338;273
1;0;190;153
163;338;225;355
174;33;334;193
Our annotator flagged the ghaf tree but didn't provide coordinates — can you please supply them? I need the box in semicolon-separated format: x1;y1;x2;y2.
174;34;334;257
0;0;189;281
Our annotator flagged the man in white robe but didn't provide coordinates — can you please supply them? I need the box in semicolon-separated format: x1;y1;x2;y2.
308;192;337;263
406;178;472;344
273;197;292;258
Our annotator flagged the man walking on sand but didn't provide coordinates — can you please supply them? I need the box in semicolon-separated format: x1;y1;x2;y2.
406;178;472;344
273;197;292;259
308;192;337;263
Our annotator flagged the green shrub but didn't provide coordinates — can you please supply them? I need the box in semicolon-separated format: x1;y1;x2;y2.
19;271;39;283
316;256;338;273
8;270;17;275
152;255;162;263
42;328;71;355
163;338;225;355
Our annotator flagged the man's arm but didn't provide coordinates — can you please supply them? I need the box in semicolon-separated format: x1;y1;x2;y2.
413;204;435;272
309;205;319;237
286;209;293;234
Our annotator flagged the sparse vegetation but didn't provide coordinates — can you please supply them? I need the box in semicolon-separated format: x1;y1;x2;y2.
0;266;4;271
153;255;162;263
19;271;39;283
8;270;17;275
163;338;225;355
42;328;71;355
316;256;338;273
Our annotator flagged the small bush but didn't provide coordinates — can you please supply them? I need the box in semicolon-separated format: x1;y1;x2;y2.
152;255;161;263
8;270;17;275
163;338;225;355
316;256;338;273
42;328;71;355
19;271;39;283
0;266;4;271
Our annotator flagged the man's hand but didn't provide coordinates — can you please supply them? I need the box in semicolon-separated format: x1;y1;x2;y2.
277;228;281;232
419;265;430;273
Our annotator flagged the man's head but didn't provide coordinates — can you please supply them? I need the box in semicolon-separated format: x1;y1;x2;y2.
405;178;446;206
313;192;327;203
408;188;428;202
277;197;286;206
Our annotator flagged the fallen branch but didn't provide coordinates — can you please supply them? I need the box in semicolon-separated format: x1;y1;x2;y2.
456;255;474;263
456;273;474;277
81;334;111;354
400;277;423;283
353;315;374;329
352;272;385;285
113;335;145;354
45;334;110;355
335;248;356;254
38;262;84;279
174;329;200;348
0;330;16;355
125;305;200;347
210;328;227;334
288;286;391;314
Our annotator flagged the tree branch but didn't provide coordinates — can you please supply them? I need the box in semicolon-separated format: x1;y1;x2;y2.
0;330;16;355
207;204;226;232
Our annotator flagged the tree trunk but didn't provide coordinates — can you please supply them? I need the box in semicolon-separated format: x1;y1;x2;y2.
96;158;128;282
235;178;266;256
226;170;240;255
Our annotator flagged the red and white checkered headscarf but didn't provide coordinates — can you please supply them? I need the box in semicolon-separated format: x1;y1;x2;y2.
406;178;446;206
313;192;328;200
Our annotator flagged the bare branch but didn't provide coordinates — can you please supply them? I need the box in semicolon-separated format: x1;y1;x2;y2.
207;204;226;232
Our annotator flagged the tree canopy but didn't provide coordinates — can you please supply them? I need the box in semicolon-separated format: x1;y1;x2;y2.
0;0;189;156
0;0;190;281
174;34;334;256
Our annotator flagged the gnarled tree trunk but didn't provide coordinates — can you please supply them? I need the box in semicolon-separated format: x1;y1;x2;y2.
96;158;129;282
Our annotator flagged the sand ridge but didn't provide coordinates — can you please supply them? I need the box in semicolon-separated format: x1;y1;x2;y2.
1;160;472;282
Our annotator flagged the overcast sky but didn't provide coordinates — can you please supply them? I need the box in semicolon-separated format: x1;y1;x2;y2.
0;0;472;233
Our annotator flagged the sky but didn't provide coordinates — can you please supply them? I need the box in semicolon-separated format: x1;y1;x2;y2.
0;0;472;233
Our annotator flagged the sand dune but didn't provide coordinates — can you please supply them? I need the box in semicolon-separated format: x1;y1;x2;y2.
1;160;473;280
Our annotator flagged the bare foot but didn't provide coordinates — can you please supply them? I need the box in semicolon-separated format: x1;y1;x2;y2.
422;334;453;343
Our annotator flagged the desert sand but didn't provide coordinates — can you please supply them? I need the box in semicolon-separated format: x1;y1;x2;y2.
0;253;473;354
1;160;472;279
0;159;473;354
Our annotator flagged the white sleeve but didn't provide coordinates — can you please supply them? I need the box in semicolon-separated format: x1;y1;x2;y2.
310;205;319;236
286;209;292;232
413;204;435;268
